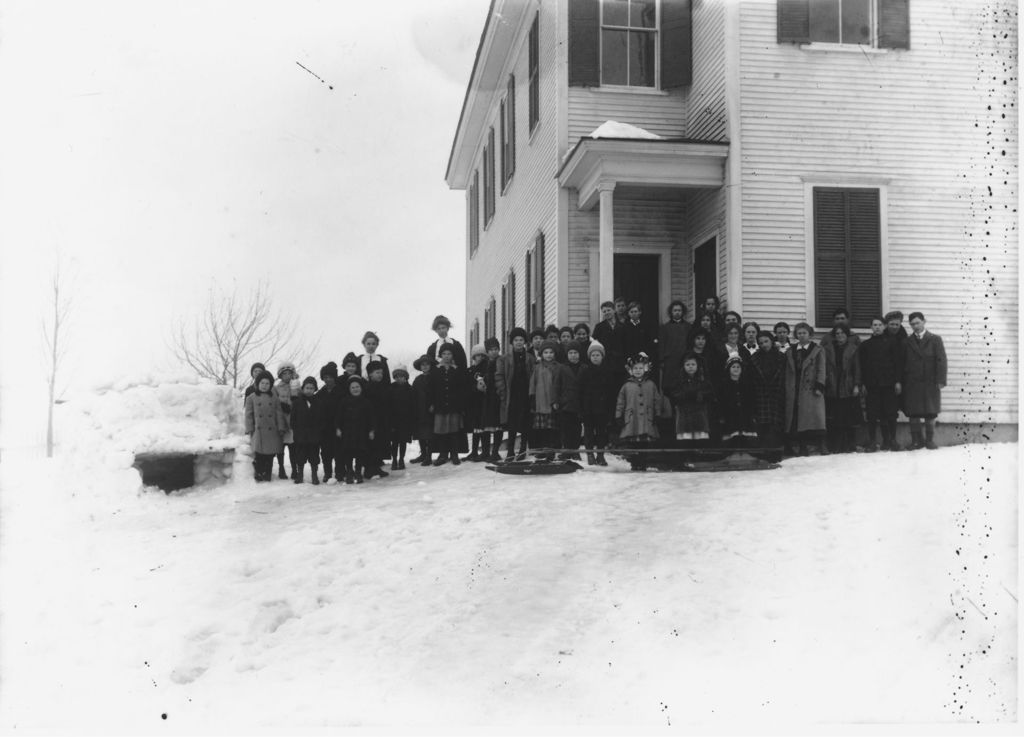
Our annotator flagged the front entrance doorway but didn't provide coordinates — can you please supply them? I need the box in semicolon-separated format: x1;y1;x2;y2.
614;253;660;325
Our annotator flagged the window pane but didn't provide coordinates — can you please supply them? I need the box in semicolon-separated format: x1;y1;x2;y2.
809;0;840;43
841;0;871;44
601;29;629;85
628;31;656;87
603;0;629;27
630;0;657;29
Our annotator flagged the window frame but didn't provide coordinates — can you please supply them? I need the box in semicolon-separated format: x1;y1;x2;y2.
599;0;660;90
468;169;480;257
525;233;546;330
803;179;889;332
528;13;540;133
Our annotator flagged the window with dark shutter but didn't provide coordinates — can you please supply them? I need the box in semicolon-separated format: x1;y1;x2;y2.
813;188;881;329
499;99;507;189
600;0;658;87
509;269;516;330
501;283;508;344
524;250;533;329
569;0;600;87
778;0;909;48
486;297;497;340
483;128;496;225
528;14;540;130
533;233;546;328
468;170;480;256
661;0;692;89
506;75;516;182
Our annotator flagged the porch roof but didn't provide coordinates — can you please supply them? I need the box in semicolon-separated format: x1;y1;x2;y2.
556;137;729;210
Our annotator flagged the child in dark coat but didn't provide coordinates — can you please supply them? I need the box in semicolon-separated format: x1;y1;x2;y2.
389;365;417;470
558;340;585;459
315;362;342;482
671;353;715;444
362;361;392;479
495;328;534;460
428;343;468;466
289;377;321;484
530;339;564;460
464;344;488;461
578;340;617;466
411;355;435;466
717;357;757;447
478;338;504;462
335;375;375;485
244;370;287;482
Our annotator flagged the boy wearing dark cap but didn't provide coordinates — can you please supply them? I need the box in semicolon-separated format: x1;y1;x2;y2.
290;377;321;484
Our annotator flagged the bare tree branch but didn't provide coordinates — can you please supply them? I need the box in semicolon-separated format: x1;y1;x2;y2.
41;255;75;457
169;280;322;388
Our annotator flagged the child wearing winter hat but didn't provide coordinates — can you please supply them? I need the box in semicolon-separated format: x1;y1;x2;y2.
496;327;533;460
671;353;716;445
290;377;321;484
529;340;563;460
362;361;391;480
389;365;416;470
244;362;267;402
274;361;298;479
528;328;545;362
616;352;668;471
427;343;468;466
463;344;488;461
335;375;375;485
244;370;287;482
578;340;617;465
557;340;585;459
315;362;341;482
479;337;504;462
341;352;360;377
411;354;435;465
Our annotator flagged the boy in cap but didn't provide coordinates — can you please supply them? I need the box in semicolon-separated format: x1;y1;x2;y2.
411;354;435;465
289;377;321;484
389;365;416;470
316;362;342;482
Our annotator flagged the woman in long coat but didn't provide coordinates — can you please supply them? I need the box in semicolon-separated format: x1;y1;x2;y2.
823;325;862;453
902;312;947;449
494;327;534;459
749;332;787;448
784;323;827;455
658;300;691;395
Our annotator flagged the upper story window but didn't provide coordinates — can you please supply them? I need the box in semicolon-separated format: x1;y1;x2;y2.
483;128;496;226
468;169;480;257
528;13;540;131
813;187;881;329
570;0;691;90
778;0;910;49
500;75;516;190
600;0;657;87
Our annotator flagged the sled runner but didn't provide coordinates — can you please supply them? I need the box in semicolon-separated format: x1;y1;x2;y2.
487;446;783;473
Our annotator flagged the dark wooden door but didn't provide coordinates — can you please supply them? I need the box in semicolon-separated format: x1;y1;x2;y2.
614;253;660;323
693;237;717;308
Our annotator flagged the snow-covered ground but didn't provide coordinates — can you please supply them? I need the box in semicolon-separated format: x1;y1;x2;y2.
0;444;1017;732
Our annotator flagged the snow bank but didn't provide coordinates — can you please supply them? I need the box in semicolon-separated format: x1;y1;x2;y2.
589;120;663;139
56;379;248;500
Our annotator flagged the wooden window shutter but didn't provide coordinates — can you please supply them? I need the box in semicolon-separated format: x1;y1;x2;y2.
661;0;693;89
877;0;910;49
525;250;533;329
569;0;600;87
499;99;507;188
509;269;516;329
501;283;508;342
535;232;546;326
777;0;810;43
813;188;880;329
507;75;516;180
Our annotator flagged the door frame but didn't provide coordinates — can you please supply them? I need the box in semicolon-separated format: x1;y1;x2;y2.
589;246;671;324
690;230;719;310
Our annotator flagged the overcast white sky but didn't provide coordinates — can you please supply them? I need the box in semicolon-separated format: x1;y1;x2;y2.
0;0;487;447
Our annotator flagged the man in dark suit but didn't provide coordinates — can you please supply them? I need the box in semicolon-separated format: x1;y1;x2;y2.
902;311;947;450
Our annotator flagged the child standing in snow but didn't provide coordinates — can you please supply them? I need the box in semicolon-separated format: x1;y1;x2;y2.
335;375;375;485
243;362;266;403
274;361;298;479
289;377;321;484
315;362;342;483
578;341;617;466
411;355;434;466
495;327;533;460
558;341;584;459
463;344;489;461
529;339;563;460
717;356;757;447
389;365;416;470
616;353;667;471
671;353;715;445
244;370;287;482
362;361;391;480
478;337;504;462
427;343;468;466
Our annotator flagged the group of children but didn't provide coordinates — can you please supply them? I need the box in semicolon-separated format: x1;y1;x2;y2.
242;302;947;480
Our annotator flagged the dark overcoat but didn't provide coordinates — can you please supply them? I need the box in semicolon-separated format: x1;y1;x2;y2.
824;342;862;398
494;349;534;425
314;384;343;438
748;348;786;427
858;335;903;388
902;332;947;416
659;319;691;392
412;373;434;441
389;382;418;443
671;373;715;435
558;362;583;414
785;342;827;432
335;395;375;452
717;377;756;436
578;362;619;421
244;391;287;455
289;394;320;444
592;319;626;371
428;364;468;414
465;363;488;431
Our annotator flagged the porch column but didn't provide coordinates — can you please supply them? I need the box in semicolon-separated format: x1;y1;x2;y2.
598;182;616;303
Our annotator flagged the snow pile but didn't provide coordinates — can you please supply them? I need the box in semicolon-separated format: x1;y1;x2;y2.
589;120;663;139
0;444;1016;730
56;379;248;499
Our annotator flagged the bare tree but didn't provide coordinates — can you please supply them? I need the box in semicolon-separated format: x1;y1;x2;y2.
41;258;74;458
170;281;320;388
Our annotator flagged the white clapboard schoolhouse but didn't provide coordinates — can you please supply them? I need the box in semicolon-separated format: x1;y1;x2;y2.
445;0;1017;428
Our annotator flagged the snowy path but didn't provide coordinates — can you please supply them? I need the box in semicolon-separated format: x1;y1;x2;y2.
0;444;1017;730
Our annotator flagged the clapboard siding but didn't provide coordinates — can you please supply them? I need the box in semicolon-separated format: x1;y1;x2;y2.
567;189;597;323
465;1;560;343
685;0;727;141
737;0;1018;422
568;88;689;142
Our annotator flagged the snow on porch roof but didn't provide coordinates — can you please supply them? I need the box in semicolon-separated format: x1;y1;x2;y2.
557;133;729;211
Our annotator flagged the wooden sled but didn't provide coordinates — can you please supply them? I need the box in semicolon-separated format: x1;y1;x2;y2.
490;446;783;473
486;458;584;475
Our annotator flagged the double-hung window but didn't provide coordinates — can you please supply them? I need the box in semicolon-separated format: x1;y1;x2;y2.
528;14;540;131
600;0;658;87
468;170;480;257
524;233;545;330
778;0;910;49
483;128;496;226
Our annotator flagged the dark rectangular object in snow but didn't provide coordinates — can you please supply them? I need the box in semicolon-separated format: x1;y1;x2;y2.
133;452;197;493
